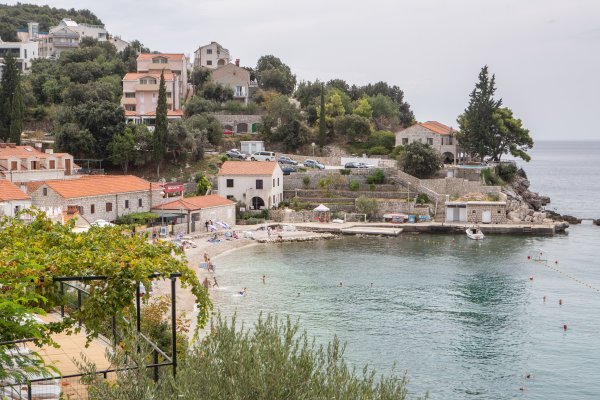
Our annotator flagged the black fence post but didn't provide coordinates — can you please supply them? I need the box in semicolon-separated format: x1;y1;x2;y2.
60;282;65;317
112;315;117;347
153;350;159;382
171;276;177;377
136;282;141;333
27;382;32;400
77;288;82;327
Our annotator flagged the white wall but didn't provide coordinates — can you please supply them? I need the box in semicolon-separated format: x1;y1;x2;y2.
217;170;284;208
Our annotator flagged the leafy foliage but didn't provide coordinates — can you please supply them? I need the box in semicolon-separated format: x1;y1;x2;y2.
255;55;297;95
153;71;168;169
356;196;379;220
0;211;210;380
109;126;136;173
114;212;160;225
367;169;386;184
194;172;213;195
0;53;21;142
261;95;310;151
399;142;443;178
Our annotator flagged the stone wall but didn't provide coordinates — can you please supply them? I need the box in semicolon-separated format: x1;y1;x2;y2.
211;114;262;133
466;203;507;224
421;178;501;197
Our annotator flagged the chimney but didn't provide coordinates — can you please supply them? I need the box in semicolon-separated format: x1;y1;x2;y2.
235;59;240;67
45;149;54;154
0;143;6;148
8;143;16;148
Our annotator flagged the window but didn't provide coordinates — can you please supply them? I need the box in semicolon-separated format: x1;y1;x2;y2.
166;92;172;98
140;78;157;85
273;178;275;187
125;92;136;98
226;179;234;188
43;187;48;196
125;105;136;111
138;198;143;207
49;160;55;169
402;138;408;145
10;161;17;170
227;195;234;200
152;57;167;64
90;204;95;214
235;86;243;96
206;60;212;66
273;195;276;204
106;202;113;212
125;200;130;209
427;138;433;145
256;179;263;189
277;178;280;186
206;49;213;54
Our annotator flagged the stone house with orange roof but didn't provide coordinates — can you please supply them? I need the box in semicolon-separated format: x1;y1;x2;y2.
152;194;235;234
395;121;461;164
27;175;172;223
0;143;76;183
0;180;32;217
217;161;284;210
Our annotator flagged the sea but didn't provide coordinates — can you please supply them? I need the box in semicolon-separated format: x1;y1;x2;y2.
210;141;600;399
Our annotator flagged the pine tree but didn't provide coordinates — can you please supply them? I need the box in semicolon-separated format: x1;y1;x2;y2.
9;80;24;145
456;65;502;161
318;83;326;148
153;71;168;177
0;53;19;142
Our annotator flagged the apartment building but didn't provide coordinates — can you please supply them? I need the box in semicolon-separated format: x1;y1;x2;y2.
194;42;230;69
0;143;76;183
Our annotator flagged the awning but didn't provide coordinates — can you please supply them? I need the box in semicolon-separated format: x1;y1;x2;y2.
313;204;330;212
154;212;187;218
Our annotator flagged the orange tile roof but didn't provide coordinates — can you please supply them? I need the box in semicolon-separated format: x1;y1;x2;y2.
123;72;175;81
136;53;186;61
153;194;234;211
124;110;137;116
419;121;454;135
0;180;31;201
40;175;159;199
218;161;278;176
0;145;70;159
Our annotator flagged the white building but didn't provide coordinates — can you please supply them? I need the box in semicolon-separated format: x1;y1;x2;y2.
0;144;77;183
0;180;31;217
0;39;38;73
194;42;230;69
39;18;108;59
217;161;284;210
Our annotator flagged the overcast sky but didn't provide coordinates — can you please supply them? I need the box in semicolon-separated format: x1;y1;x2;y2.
7;0;600;140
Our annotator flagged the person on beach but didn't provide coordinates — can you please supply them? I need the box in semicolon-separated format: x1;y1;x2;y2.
267;227;272;238
202;277;210;290
262;275;266;283
212;277;219;288
208;260;215;272
205;220;209;232
203;252;209;263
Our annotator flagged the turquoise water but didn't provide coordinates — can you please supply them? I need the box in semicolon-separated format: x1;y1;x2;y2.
211;142;600;399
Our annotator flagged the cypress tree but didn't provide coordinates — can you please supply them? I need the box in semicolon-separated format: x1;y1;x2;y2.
153;71;168;176
318;83;326;148
9;80;24;145
0;53;19;142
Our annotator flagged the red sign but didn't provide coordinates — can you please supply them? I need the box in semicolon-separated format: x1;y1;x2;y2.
162;183;185;194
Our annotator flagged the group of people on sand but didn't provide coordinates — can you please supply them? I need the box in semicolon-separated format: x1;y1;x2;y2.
201;252;219;290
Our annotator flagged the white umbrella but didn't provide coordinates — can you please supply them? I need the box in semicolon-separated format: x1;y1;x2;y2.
313;204;330;212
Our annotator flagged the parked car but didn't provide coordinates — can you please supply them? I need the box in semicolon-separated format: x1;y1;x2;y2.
344;162;362;169
249;151;275;161
280;165;298;175
303;159;325;169
226;149;245;160
278;156;298;165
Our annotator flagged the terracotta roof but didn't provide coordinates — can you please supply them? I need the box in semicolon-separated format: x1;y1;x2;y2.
0;180;31;201
0;145;69;159
142;109;184;117
39;175;159;199
124;110;137;116
25;181;45;193
419;121;454;135
136;53;186;61
218;161;278;176
153;194;234;211
123;72;174;81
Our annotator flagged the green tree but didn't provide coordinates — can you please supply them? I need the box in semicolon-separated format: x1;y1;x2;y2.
294;79;322;108
200;82;233;103
367;130;396;150
194;172;212;195
355;81;414;127
167;120;191;163
333;114;372;142
261;95;309;151
318;83;327;148
353;97;373;119
109;126;136;173
369;94;400;130
255;55;296;95
54;123;97;159
356;196;379;220
9;80;24;144
490;107;534;162
191;67;212;95
0;53;19;141
184;114;219;154
184;96;219;116
153;71;168;176
399;141;444;178
456;65;503;161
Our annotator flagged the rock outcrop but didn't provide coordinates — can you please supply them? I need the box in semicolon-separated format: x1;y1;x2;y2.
503;175;554;224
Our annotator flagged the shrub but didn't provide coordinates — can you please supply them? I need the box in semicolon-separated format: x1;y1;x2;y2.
355;196;379;220
349;181;360;191
495;163;518;182
366;169;385;184
416;193;431;204
399;142;443;178
367;146;390;156
367;130;396;150
481;168;504;186
369;183;376;191
114;212;160;226
340;169;351;176
302;175;310;187
390;145;404;158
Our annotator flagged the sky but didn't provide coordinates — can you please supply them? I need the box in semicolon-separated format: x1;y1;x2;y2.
7;0;600;140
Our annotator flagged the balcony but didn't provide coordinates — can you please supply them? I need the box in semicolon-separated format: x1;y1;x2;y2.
134;84;159;91
121;97;137;105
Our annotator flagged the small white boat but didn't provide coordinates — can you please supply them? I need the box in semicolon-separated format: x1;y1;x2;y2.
466;226;485;240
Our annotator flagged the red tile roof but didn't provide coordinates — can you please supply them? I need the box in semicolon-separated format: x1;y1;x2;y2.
152;194;234;211
136;53;186;61
0;145;70;159
420;121;454;135
123;72;175;81
218;161;278;176
39;175;160;199
124;110;137;116
0;180;31;201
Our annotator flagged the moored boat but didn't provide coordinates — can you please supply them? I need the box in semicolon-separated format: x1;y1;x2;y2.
466;226;485;240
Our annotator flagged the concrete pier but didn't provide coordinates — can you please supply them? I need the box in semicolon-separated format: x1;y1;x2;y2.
340;227;402;236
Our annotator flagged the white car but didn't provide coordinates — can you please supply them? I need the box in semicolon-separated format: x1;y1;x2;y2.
249;151;275;161
91;219;115;227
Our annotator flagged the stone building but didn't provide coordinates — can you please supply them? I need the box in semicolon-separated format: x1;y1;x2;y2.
27;175;170;223
152;194;235;234
395;121;459;163
0;180;31;217
194;42;230;69
445;195;508;224
211;61;250;104
217;161;283;209
0;143;76;183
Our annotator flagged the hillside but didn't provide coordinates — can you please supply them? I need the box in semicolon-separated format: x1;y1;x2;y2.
0;3;103;41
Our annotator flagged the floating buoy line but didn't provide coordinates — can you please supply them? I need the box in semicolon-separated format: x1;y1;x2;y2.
527;252;600;293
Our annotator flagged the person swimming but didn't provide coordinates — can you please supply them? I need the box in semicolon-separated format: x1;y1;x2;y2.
212;277;219;288
262;274;266;283
239;287;247;296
